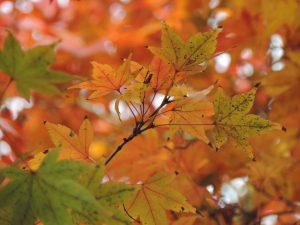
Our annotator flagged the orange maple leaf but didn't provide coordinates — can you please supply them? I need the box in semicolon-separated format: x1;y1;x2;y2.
69;55;132;99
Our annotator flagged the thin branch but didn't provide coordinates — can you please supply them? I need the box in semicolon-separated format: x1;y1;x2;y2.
140;88;147;120
125;101;138;123
105;133;136;165
155;122;214;127
104;122;155;165
129;102;142;119
143;95;171;124
117;89;142;121
105;92;172;165
139;104;143;120
144;90;157;116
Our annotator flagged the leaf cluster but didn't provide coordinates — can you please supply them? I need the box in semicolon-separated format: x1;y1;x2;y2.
0;32;71;99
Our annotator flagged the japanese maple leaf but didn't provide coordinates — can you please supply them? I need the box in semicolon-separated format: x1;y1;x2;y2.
79;162;135;225
209;86;283;159
0;31;72;99
168;85;214;143
148;21;220;71
134;57;186;92
0;149;102;225
69;55;132;99
124;172;195;225
45;117;95;161
248;154;291;199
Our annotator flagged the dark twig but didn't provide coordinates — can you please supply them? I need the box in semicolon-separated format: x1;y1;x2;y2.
105;95;172;165
104;121;155;165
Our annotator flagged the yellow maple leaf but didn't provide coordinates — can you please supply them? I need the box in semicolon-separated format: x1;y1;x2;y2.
45;118;95;161
148;21;220;71
124;172;195;225
209;87;283;159
168;85;214;143
26;150;48;171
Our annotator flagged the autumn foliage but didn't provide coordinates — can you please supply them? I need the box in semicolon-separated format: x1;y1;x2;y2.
0;0;300;225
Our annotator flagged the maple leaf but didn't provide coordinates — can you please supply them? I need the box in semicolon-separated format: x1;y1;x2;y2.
45;117;95;161
79;162;135;225
168;85;214;143
69;55;132;99
0;31;72;99
124;172;195;225
133;57;187;92
209;87;283;159
262;0;300;35
148;21;220;71
114;82;150;120
134;57;176;91
171;215;198;225
0;148;101;225
106;130;167;182
168;84;188;100
115;57;179;120
0;206;12;225
247;154;292;201
27;151;48;171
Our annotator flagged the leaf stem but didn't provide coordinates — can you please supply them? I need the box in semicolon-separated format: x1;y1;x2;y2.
155;122;214;127
129;102;142;119
144;90;157;116
104;122;155;165
125;101;138;122
105;95;173;165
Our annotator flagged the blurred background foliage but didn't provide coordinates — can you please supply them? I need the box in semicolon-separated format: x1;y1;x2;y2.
1;0;300;224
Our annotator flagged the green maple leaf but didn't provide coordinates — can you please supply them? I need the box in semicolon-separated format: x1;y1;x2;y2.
79;162;135;225
209;86;284;159
0;206;12;225
148;21;220;71
0;148;102;225
0;31;72;99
